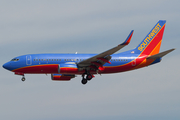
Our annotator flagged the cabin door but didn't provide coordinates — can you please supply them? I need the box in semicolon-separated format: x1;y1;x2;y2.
26;55;32;65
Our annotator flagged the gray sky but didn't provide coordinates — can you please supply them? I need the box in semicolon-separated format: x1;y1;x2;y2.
0;0;180;120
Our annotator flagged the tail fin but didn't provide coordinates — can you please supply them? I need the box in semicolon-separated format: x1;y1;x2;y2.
134;20;166;56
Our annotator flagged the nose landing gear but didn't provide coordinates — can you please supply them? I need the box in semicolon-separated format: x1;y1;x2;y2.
21;76;26;81
14;72;26;82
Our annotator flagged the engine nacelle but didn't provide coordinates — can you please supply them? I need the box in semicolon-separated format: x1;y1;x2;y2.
59;63;79;74
51;74;75;81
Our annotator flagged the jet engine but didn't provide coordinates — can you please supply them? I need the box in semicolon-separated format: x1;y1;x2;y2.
51;74;75;81
59;63;79;74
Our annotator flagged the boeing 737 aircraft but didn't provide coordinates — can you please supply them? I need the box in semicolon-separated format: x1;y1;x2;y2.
3;20;175;84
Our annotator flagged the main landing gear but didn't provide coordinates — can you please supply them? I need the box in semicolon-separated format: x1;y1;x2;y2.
81;73;93;85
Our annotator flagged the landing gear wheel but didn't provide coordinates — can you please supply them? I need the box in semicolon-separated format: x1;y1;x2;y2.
86;74;92;80
21;77;25;82
81;79;87;85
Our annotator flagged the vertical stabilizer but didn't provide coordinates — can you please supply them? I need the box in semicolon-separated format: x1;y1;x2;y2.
134;20;166;56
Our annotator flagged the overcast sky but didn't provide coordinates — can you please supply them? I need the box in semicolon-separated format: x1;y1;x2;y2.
0;0;180;120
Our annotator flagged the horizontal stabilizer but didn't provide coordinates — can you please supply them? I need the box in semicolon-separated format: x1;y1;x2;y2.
147;48;175;60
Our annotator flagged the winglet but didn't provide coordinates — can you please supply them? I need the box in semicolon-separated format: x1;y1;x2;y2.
121;30;134;45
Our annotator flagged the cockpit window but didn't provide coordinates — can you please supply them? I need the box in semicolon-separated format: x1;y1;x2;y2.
11;58;19;61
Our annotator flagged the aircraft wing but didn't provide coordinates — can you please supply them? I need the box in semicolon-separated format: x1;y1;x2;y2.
78;30;134;68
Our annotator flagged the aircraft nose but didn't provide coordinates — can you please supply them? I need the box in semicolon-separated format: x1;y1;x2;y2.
2;62;11;70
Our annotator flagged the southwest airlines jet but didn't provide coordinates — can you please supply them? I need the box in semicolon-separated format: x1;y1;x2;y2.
3;20;175;84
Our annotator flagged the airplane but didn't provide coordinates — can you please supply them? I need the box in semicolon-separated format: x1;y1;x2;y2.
3;20;175;85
